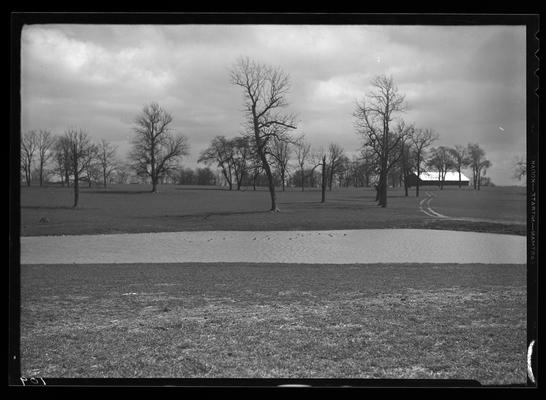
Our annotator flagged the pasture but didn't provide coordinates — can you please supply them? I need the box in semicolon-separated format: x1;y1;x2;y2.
17;183;528;384
20;184;527;236
20;262;526;383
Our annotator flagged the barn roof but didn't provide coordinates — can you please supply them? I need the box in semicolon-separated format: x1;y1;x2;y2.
418;171;470;182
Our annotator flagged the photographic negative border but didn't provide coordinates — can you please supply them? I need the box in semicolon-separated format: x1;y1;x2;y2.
9;12;539;388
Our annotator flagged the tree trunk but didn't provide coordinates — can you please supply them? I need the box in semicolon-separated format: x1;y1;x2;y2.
379;177;387;208
39;164;44;186
72;143;79;207
253;113;278;211
263;159;278;211
73;173;79;207
300;167;305;191
328;164;334;191
150;140;157;193
321;156;326;203
415;158;421;197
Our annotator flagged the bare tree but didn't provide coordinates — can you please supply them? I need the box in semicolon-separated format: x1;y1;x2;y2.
354;75;406;207
448;145;471;189
467;143;492;190
231;56;297;211
52;135;73;187
198;136;235;190
35;130;55;186
64;129;94;208
21;130;38;187
96;139;119;188
82;143;101;187
129;102;189;193
326;143;345;191
409;128;438;197
294;136;311;191
270;137;292;192
426;146;455;190
231;136;252;190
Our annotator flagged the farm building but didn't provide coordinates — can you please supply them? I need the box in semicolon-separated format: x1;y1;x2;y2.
406;171;470;187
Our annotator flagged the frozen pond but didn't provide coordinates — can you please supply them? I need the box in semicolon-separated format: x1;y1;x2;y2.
20;229;527;265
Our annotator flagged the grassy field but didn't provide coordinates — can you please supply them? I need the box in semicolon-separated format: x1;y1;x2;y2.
20;184;527;236
20;262;526;383
18;183;528;384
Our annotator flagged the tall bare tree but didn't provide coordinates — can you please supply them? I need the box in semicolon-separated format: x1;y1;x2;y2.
97;139;118;188
467;143;492;190
21;130;38;187
231;56;297;211
64;129;94;208
448;145;471;188
35;130;55;186
129;102;189;193
409;128;438;197
354;75;406;207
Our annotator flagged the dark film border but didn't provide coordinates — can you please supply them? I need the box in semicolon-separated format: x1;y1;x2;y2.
9;12;539;388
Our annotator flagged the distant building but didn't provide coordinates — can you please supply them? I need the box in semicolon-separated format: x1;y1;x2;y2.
406;171;470;187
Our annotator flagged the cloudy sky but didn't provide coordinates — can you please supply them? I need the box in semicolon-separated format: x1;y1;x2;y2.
21;24;526;185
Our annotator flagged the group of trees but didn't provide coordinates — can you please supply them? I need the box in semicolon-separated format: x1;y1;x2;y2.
352;75;498;207
20;102;190;207
198;135;254;191
21;129;120;207
23;56;519;211
21;130;56;187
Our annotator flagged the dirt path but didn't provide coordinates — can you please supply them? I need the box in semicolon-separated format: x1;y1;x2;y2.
419;191;526;225
20;229;526;265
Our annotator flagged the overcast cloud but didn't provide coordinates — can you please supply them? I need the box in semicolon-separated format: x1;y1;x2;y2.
21;24;526;185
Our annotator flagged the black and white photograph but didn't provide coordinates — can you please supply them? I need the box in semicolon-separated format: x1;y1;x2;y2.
10;13;538;387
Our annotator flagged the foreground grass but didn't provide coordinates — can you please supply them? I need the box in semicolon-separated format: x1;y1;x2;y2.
20;263;526;384
20;185;526;236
